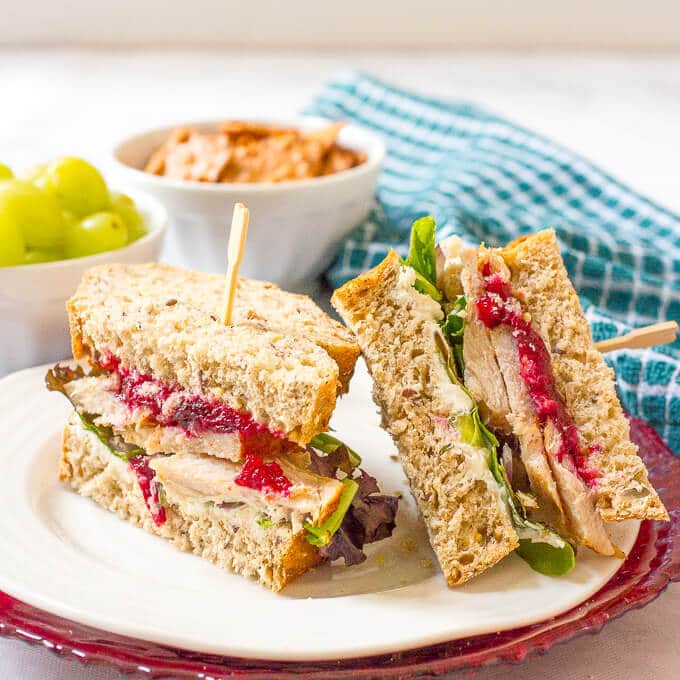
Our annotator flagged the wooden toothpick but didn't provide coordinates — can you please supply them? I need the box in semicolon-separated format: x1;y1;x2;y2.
221;202;250;326
595;321;678;353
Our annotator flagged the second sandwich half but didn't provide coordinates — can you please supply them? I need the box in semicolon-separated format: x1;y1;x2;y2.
332;218;667;587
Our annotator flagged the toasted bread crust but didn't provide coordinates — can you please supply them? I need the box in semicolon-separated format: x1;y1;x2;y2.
333;251;517;586
60;414;320;591
501;229;668;522
66;263;358;444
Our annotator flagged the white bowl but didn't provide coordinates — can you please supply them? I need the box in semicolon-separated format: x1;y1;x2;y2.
0;191;167;376
111;117;385;289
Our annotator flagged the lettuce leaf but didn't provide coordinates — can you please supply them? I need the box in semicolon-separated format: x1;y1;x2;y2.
317;479;399;566
515;536;576;576
305;445;399;565
456;406;496;451
257;514;273;530
44;363;88;394
316;527;365;565
45;364;143;461
305;478;359;547
309;432;361;468
435;328;465;387
403;215;442;301
77;411;144;461
440;295;467;376
457;407;575;576
316;473;401;566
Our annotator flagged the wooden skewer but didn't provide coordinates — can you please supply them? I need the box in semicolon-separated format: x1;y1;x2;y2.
595;321;678;353
221;202;250;326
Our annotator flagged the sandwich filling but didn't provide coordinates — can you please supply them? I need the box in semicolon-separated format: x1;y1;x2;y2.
475;260;599;486
59;354;293;462
460;247;615;556
400;217;579;576
47;364;398;566
99;351;284;440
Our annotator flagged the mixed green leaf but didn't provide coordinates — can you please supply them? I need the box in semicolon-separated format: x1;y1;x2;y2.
403;215;442;301
45;364;143;460
309;432;362;468
457;408;575;576
440;295;467;376
76;411;144;461
257;514;273;530
305;439;398;565
304;478;359;547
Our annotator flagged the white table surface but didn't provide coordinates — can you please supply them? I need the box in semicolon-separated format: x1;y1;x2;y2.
0;49;678;679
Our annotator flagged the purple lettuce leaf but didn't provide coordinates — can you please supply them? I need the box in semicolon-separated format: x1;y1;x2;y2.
308;447;399;566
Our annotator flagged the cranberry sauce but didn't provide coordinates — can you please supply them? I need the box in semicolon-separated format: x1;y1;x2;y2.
99;352;281;441
581;442;605;486
128;455;167;526
474;261;598;486
234;454;292;496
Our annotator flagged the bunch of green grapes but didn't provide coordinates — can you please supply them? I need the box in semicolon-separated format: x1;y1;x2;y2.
0;157;148;267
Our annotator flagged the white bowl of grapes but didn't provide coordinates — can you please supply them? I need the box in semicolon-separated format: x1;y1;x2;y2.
0;157;167;376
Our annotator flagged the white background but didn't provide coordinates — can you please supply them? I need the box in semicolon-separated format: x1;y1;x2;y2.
1;1;680;49
0;43;679;680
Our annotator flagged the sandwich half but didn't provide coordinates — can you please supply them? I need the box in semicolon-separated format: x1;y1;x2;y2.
332;218;667;586
49;263;398;591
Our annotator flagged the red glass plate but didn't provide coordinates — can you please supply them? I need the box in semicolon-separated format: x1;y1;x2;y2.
1;416;678;679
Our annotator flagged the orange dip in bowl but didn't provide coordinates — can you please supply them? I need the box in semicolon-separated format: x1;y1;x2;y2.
144;121;366;184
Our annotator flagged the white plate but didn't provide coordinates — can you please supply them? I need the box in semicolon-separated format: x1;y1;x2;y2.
0;362;638;661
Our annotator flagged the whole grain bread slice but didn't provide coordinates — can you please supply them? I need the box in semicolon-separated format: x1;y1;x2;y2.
501;229;668;522
67;263;359;445
60;413;320;591
235;275;359;393
332;251;517;586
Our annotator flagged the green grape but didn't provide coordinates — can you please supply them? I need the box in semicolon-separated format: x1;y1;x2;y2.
64;211;128;258
0;211;26;266
61;210;77;231
42;157;109;217
110;192;147;242
0;180;64;250
0;163;13;181
24;248;61;265
20;162;48;186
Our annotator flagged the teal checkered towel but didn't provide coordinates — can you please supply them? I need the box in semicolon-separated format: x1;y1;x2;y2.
307;72;680;454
